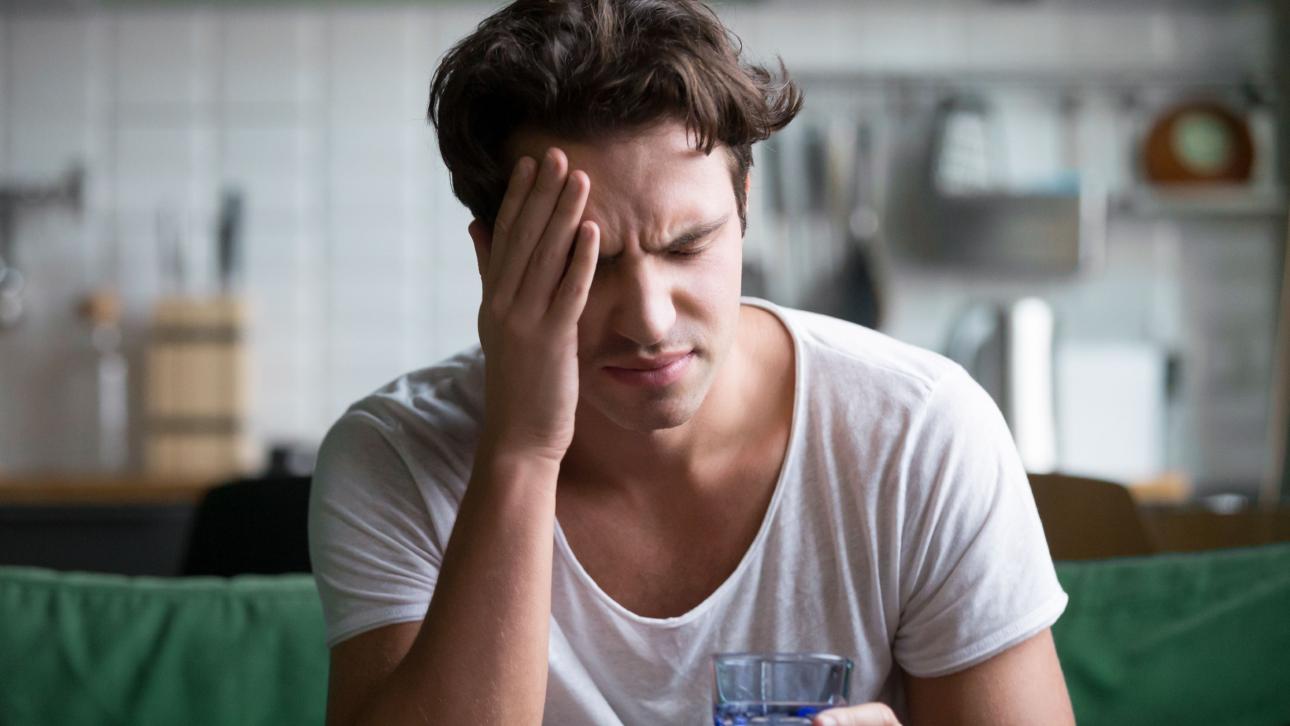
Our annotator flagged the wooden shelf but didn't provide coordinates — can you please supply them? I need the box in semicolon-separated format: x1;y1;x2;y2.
1111;186;1288;218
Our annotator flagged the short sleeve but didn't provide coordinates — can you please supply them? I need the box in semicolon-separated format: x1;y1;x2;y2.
893;365;1068;677
308;412;443;648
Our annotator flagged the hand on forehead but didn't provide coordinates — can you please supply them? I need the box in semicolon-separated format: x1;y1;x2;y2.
503;122;738;254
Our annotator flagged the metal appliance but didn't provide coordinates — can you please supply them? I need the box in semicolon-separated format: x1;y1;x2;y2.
946;297;1058;473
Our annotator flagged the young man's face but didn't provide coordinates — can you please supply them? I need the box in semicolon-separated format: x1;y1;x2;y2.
507;121;746;433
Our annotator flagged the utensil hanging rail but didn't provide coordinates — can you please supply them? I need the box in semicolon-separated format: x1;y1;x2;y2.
791;69;1279;96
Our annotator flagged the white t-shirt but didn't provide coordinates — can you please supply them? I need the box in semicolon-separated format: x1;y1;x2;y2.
308;298;1068;723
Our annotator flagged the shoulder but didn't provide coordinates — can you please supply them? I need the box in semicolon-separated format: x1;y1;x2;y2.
314;346;486;505
771;303;965;413
767;303;1008;496
331;346;486;462
345;345;486;430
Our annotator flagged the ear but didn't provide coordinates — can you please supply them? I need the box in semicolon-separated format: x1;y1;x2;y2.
467;220;492;278
744;168;752;197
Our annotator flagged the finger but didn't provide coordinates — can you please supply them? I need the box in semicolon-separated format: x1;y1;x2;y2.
492;148;568;307
814;703;902;726
487;156;538;283
514;169;590;313
549;220;599;325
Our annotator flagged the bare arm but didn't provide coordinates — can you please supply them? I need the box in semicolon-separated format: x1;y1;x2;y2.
814;629;1073;726
328;452;561;726
324;148;600;726
903;628;1074;726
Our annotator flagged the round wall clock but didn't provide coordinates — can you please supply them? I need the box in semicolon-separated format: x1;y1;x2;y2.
1143;101;1254;184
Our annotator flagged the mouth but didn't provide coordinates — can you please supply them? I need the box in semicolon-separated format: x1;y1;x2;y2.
602;351;694;387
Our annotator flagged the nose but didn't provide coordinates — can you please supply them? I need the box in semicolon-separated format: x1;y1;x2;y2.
608;258;676;348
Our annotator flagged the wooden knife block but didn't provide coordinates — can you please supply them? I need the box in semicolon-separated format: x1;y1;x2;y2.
145;296;253;481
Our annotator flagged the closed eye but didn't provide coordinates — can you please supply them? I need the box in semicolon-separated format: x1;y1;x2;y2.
596;213;729;265
669;244;707;257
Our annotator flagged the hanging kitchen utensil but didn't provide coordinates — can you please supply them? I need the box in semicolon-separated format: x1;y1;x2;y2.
801;118;885;329
156;204;186;297
0;263;25;329
840;119;883;328
216;187;243;294
905;93;1090;274
780;118;833;307
761;134;792;302
0;164;85;331
933;93;999;195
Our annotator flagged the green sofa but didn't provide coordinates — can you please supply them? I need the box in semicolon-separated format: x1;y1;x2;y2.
2;544;1289;726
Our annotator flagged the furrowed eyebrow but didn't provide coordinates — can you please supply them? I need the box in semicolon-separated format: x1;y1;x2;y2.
598;214;730;262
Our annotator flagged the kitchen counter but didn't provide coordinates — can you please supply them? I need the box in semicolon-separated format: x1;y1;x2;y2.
0;475;216;505
0;474;218;575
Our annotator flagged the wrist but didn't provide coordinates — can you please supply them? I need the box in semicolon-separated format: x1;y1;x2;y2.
478;428;568;467
473;439;564;490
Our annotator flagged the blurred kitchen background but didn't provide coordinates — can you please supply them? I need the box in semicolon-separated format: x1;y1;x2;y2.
1;0;1288;567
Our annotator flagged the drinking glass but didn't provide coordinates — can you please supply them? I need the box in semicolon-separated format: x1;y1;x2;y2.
712;652;853;725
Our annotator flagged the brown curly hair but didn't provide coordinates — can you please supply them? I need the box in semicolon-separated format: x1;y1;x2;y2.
427;0;802;234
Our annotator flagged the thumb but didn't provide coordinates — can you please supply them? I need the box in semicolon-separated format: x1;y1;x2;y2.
814;702;902;726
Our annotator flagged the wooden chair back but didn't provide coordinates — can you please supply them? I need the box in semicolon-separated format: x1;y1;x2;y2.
1028;472;1157;560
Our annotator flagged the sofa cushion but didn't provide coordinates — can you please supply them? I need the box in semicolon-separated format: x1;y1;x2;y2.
0;567;326;726
2;544;1289;725
1052;543;1290;726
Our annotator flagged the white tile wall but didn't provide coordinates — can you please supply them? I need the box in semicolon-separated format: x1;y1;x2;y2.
0;16;8;177
114;12;216;110
9;16;95;116
0;1;1278;478
219;10;322;110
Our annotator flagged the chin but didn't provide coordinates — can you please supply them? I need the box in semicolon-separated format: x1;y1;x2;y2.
608;401;697;432
584;371;712;433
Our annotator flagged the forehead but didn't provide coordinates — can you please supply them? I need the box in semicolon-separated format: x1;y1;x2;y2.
505;122;736;233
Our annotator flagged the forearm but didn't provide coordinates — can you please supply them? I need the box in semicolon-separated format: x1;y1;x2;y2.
342;148;594;726
353;446;560;726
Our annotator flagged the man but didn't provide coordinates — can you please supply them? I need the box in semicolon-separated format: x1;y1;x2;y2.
308;1;1075;724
